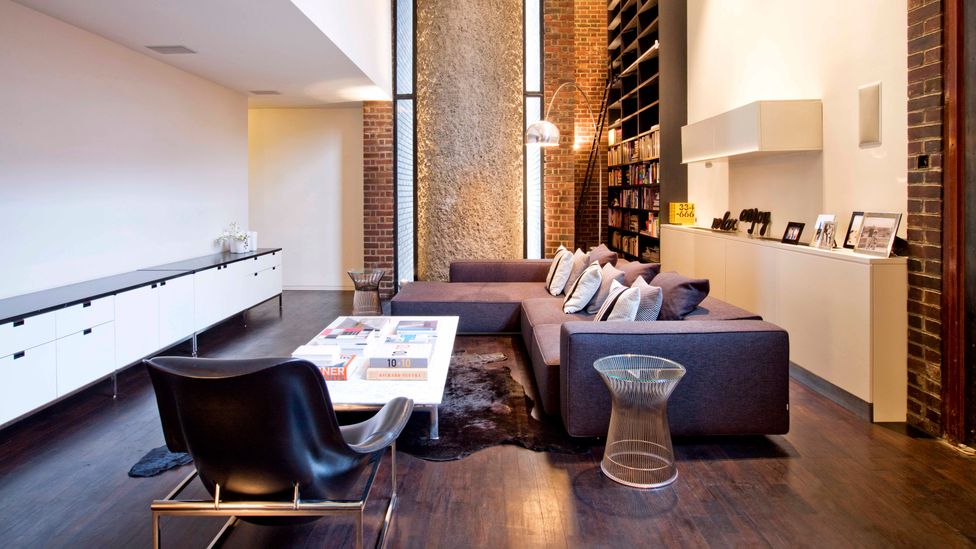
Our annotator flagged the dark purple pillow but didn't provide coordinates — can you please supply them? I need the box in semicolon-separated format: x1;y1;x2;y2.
588;244;618;267
651;271;710;320
620;261;661;286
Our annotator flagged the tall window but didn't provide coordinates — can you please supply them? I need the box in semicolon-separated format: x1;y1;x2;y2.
524;0;543;258
394;0;415;284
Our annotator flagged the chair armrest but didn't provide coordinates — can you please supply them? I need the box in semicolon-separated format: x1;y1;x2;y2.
340;397;415;454
449;260;551;282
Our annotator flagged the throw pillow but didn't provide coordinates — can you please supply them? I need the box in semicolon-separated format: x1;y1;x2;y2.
651;271;710;320
563;261;602;313
585;262;626;314
545;246;574;296
631;276;664;321
566;249;590;287
619;261;661;286
588;243;619;267
594;279;640;322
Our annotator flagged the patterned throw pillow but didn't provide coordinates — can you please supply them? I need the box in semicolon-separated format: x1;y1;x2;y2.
545;246;574;296
566;249;590;287
631;276;664;321
585;262;626;314
563;261;603;313
594;279;640;322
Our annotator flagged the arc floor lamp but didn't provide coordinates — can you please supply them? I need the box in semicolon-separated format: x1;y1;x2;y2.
525;81;604;245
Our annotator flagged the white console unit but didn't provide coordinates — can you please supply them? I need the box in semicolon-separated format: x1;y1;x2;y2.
662;225;907;421
0;248;283;427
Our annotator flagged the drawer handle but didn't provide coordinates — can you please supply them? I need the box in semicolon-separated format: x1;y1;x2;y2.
13;351;25;360
83;328;92;335
83;301;92;308
13;319;25;327
151;283;158;289
160;281;166;286
272;266;276;270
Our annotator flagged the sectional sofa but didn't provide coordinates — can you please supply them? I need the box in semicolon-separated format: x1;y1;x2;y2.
391;257;790;438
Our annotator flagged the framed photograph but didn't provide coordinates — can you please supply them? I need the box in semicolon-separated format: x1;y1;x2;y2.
809;214;836;246
854;212;902;257
843;211;865;249
781;222;805;245
813;221;838;250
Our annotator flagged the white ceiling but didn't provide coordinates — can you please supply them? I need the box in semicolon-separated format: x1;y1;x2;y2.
13;0;392;107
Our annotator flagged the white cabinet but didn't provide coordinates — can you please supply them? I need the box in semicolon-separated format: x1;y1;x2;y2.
56;322;115;396
115;284;160;368
240;252;283;309
0;311;56;359
194;265;233;331
0;341;57;425
194;253;281;331
158;275;194;349
56;296;114;338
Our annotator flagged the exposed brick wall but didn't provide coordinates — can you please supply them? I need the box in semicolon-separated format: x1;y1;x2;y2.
573;0;608;250
543;0;577;257
906;0;945;435
363;101;396;298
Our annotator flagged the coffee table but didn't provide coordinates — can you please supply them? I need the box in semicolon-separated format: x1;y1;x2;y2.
317;315;458;440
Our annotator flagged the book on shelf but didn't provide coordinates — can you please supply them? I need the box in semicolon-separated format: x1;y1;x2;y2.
368;342;433;369
395;320;438;333
366;368;428;381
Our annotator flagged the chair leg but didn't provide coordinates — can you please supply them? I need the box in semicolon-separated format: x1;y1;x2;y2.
356;510;364;549
376;443;398;549
152;511;161;549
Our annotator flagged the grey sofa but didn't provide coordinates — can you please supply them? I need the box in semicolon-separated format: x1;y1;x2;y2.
391;258;790;437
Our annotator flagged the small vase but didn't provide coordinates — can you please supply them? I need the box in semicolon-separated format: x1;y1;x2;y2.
231;239;249;254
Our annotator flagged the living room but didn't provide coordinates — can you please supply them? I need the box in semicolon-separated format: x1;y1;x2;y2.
1;0;975;547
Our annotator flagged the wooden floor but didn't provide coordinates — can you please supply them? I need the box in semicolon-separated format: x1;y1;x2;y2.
2;290;976;548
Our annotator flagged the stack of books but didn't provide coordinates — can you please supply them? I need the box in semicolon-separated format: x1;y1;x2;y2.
366;320;439;380
291;345;359;381
313;317;389;354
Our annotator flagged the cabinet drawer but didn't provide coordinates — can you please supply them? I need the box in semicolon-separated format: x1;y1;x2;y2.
56;295;115;338
250;251;281;273
56;321;115;397
0;341;57;425
0;311;57;358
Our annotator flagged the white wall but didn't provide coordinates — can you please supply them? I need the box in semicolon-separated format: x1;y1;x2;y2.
248;107;364;290
686;0;908;238
0;0;248;299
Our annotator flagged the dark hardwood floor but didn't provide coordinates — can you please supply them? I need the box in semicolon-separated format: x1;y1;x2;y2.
2;290;976;547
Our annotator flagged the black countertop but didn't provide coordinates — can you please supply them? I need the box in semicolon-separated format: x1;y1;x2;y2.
0;270;192;325
139;248;282;272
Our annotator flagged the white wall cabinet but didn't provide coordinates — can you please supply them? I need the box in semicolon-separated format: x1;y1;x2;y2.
0;341;57;425
56;321;115;397
115;284;160;369
158;275;195;349
662;225;907;421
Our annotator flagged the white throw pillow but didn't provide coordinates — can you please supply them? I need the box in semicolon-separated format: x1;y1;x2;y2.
563;261;602;313
632;277;664;321
566;249;590;287
594;279;640;321
585;262;627;314
545;246;574;296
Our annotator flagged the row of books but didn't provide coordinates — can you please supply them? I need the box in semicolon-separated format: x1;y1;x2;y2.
607;128;660;166
609;187;659;210
610;232;641;257
644;213;660;238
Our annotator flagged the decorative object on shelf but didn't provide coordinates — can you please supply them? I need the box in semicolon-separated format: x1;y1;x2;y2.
854;213;902;257
843;211;865;249
781;222;805;244
526;81;605;240
711;211;738;232
215;222;250;253
247;231;258;252
813;221;838;250
669;202;696;225
347;268;386;315
809;214;837;247
739;208;771;237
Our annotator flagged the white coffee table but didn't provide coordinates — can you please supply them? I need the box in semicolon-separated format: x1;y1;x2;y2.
319;315;458;440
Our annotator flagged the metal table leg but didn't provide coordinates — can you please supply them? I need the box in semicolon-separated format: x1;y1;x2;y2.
429;406;439;440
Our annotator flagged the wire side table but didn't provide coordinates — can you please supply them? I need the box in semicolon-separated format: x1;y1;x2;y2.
347;268;385;316
594;355;686;489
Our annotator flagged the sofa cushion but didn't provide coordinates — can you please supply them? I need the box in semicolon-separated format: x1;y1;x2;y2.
630;277;663;321
527;323;563;415
594;280;640;322
651;271;711;320
545;246;574;295
563;261;602;313
586;262;626;314
686;296;762;321
522;297;593;328
618;260;661;286
588;243;618;267
566;249;590;287
391;282;552;333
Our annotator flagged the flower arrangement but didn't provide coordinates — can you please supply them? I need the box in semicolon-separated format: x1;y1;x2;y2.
216;222;250;253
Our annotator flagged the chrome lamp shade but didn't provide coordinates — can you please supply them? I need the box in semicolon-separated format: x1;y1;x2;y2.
525;120;560;146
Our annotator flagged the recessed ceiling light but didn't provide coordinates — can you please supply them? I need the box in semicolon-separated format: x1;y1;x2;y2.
146;45;196;54
249;90;282;95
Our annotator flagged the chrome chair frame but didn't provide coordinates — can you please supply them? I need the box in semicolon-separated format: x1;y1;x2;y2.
151;443;398;549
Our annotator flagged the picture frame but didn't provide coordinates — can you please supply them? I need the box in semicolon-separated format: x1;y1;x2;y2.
813;221;838;250
854;212;902;257
843;211;865;249
781;222;805;245
810;214;836;246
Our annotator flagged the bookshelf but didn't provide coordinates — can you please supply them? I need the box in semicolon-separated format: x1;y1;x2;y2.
604;0;686;263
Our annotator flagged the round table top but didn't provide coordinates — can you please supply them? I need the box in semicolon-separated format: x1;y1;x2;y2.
346;268;386;276
593;354;686;383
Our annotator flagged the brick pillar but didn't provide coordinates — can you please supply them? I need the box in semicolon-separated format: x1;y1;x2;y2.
906;0;945;435
543;0;577;257
363;101;396;298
